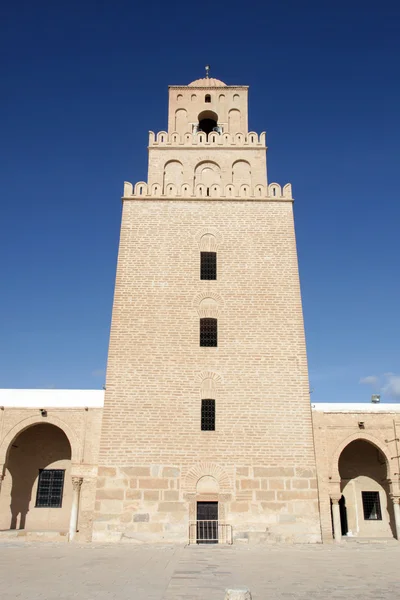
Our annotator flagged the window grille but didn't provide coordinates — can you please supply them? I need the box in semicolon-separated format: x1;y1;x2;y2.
201;399;215;430
35;469;65;508
201;252;217;280
200;318;217;347
362;491;382;520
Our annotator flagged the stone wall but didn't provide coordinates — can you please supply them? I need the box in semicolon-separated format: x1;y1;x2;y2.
0;406;102;541
94;197;321;543
312;407;400;542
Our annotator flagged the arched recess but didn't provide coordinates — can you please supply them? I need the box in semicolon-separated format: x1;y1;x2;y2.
332;436;396;539
194;161;221;191
198;110;219;136
0;414;80;466
195;227;223;250
331;432;393;482
184;462;231;494
0;422;73;532
193;291;224;318
175;108;187;134
228;109;241;133
232;160;251;187
163;160;183;194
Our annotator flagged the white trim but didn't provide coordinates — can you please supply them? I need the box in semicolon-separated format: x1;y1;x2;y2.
312;402;400;413
0;389;104;408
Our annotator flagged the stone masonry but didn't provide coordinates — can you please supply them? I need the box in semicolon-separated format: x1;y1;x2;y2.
93;74;322;543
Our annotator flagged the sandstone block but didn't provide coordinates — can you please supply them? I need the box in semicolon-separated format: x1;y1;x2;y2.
98;467;116;477
122;467;151;477
144;491;160;501
230;502;249;513
240;479;260;490
157;502;186;512
292;479;309;489
139;478;169;489
236;467;249;476
126;489;142;500
255;491;275;501
133;513;149;522
277;490;316;501
163;490;179;501
162;467;180;478
97;489;124;500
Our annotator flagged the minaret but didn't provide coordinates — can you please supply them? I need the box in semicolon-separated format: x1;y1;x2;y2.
93;73;321;544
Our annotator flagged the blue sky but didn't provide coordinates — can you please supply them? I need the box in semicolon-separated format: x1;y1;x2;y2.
1;0;399;402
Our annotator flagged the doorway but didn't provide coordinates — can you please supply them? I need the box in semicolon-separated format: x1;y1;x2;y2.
197;501;218;544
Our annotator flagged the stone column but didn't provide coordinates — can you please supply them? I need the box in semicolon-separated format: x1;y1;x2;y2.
390;495;400;541
69;477;83;541
330;496;342;543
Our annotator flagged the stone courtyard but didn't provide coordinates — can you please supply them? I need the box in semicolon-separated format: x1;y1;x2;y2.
0;541;399;600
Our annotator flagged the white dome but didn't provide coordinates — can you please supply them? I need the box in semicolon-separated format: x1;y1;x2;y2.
188;77;227;87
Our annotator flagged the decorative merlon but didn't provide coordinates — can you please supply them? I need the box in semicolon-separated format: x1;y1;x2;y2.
123;181;293;201
148;131;266;148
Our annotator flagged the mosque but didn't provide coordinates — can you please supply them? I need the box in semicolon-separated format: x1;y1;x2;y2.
1;72;399;544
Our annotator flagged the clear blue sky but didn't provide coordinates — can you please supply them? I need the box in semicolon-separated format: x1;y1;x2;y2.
1;0;399;402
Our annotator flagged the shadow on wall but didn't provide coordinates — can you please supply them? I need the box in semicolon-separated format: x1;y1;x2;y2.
5;423;71;530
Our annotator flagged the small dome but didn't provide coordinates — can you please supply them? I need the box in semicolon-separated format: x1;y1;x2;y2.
188;77;227;87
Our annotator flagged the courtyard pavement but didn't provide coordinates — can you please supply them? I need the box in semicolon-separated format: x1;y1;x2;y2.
0;540;399;600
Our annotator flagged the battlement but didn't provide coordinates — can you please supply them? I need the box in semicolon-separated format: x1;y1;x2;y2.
123;181;292;201
149;131;266;148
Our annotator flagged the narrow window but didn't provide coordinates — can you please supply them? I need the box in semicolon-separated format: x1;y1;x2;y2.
35;469;65;508
200;318;217;347
201;399;215;430
205;94;211;103
201;252;217;280
362;491;382;520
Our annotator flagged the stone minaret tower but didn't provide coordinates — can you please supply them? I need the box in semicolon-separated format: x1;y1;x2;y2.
94;73;322;543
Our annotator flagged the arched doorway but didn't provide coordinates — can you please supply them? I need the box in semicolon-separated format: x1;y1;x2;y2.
0;423;72;532
337;439;395;538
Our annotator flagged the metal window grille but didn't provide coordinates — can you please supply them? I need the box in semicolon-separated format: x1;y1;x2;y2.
35;469;65;508
201;399;215;430
200;318;217;347
200;252;217;280
362;491;382;520
200;319;218;346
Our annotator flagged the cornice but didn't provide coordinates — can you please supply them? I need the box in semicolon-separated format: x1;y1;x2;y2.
147;146;267;151
168;85;249;90
122;196;293;204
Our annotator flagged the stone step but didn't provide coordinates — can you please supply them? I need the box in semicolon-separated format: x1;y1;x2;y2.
342;536;399;545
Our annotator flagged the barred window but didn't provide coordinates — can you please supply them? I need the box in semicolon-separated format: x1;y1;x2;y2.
201;399;215;430
200;318;217;347
362;491;382;520
201;252;217;280
35;469;65;508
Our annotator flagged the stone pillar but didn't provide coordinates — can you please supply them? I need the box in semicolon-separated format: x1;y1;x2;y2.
330;496;342;543
390;495;400;541
69;477;83;541
224;588;252;600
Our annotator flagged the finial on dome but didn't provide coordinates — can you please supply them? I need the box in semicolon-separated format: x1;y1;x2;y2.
205;64;210;79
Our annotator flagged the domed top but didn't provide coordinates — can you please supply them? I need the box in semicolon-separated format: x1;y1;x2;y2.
188;77;227;87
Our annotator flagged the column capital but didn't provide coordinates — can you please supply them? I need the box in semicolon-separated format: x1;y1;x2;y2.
72;476;83;491
330;495;342;504
390;494;400;505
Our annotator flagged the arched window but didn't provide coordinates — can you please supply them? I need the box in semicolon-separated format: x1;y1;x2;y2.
197;110;219;136
201;252;217;280
205;94;211;103
201;399;215;431
200;318;217;347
